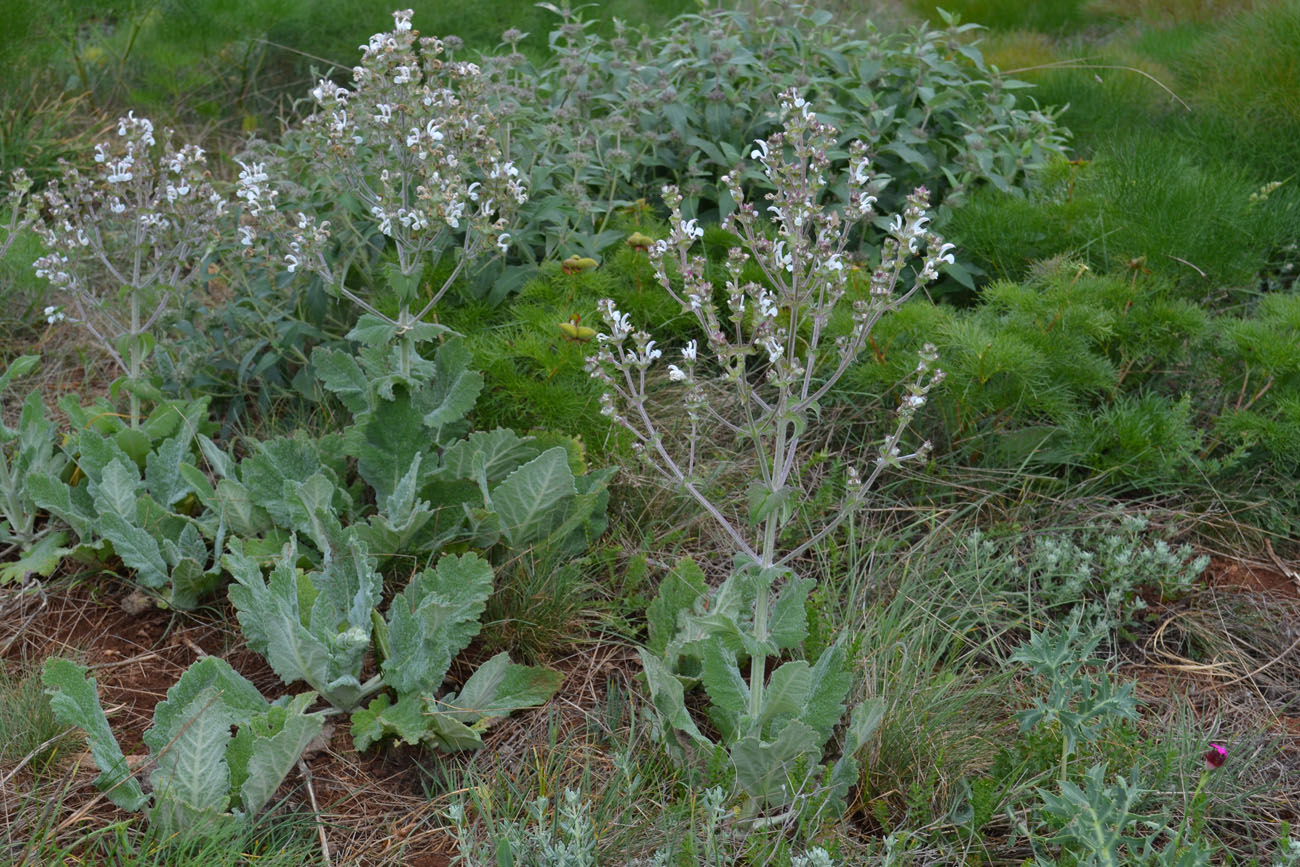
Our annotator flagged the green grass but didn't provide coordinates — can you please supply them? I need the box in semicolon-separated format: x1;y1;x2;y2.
0;660;69;771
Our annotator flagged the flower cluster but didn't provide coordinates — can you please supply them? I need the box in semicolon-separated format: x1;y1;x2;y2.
586;90;947;563
284;8;526;295
30;113;226;377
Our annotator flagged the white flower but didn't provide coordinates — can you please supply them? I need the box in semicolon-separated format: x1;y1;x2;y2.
496;233;510;254
682;339;697;361
43;305;65;324
680;218;704;241
667;364;687;382
936;242;956;265
238;225;256;246
285;253;300;273
750;139;769;161
106;158;134;184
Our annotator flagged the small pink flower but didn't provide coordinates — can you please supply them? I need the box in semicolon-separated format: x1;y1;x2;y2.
1203;743;1226;769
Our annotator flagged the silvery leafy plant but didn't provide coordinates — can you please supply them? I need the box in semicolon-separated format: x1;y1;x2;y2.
241;8;526;381
41;656;326;839
224;531;561;752
588;90;948;824
31;113;226;427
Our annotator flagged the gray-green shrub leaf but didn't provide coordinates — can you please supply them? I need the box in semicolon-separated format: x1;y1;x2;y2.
646;557;708;657
227;692;325;817
730;720;822;807
146;684;236;835
351;692;428;751
381;552;494;695
312;347;371;415
226;536;379;710
439;429;539;481
99;512;169;588
0;531;69;584
41;658;148;811
638;649;708;746
491;447;577;545
435;651;562;726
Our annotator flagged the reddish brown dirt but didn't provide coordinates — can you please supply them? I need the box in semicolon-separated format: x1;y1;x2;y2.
1205;555;1300;599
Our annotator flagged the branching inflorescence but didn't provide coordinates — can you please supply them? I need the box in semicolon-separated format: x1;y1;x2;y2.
31;113;226;426
241;8;526;361
588;89;947;569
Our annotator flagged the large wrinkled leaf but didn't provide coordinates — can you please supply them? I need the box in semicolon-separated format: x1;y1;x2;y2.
491;447;576;546
145;657;268;753
767;576;815;651
358;389;428;503
421;339;483;434
537;467;613;555
227;693;325;817
75;429;136;483
311;347;371;415
240;436;333;529
225;537;377;710
755;660;812;736
436;652;561;726
26;471;95;539
99;512;169;589
638;649;708;746
699;640;748;740
381;553;493;695
140;657;273;836
146;685;236;836
93;459;143;522
213;478;269;537
350;692;428;751
438;429;539;482
196;434;238;480
282;472;343;554
167;558;222;611
646;557;708;657
41;658;148;811
802;644;854;741
730;720;822;806
0;531;70;584
145;434;190;508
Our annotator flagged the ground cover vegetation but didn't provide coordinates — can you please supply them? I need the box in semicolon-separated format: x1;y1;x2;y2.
0;0;1298;864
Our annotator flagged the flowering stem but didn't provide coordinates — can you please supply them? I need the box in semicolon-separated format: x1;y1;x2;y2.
128;292;141;428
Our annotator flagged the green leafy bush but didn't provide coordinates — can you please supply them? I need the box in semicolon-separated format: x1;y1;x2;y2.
42;656;326;838
225;533;561;749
